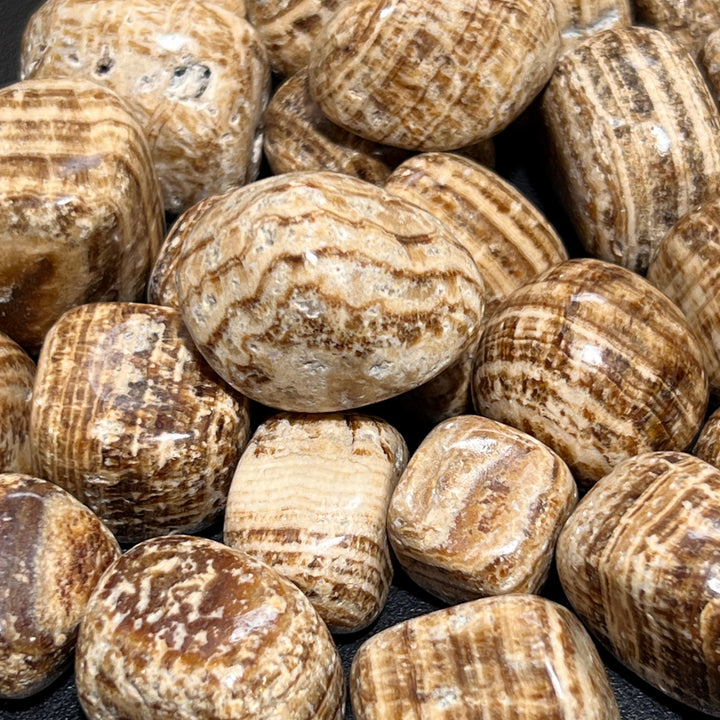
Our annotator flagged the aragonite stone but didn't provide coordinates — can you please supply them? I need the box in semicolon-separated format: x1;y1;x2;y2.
387;415;577;604
551;0;632;52
0;473;120;699
350;594;620;720
246;0;348;77
646;199;720;395
224;412;407;632
693;407;720;468
308;0;561;150
147;193;224;309
542;26;720;274
0;78;164;354
557;451;720;715
634;0;720;60
703;28;720;105
76;535;345;720
472;258;708;486
384;152;568;320
30;302;251;544
22;0;271;213
0;332;35;474
175;171;485;412
263;69;410;185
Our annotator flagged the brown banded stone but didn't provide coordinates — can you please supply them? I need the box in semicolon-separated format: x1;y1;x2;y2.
646;198;720;396
542;25;720;274
75;534;345;720
387;415;577;604
551;0;632;52
0;78;164;354
557;451;720;715
29;302;251;544
634;0;720;60
263;69;410;185
246;0;349;77
22;0;271;213
0;473;120;699
350;593;620;720
693;406;720;468
702;28;720;106
0;332;35;475
471;258;708;486
174;171;485;412
224;411;407;633
308;0;561;150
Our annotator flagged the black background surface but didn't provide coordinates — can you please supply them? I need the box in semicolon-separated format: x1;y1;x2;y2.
0;2;712;718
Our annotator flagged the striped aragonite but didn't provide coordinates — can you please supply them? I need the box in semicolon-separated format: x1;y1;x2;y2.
224;411;408;632
263;69;410;185
384;152;568;320
551;0;631;52
29;302;251;544
557;451;720;715
76;535;345;720
350;594;620;720
542;26;720;274
246;0;348;77
308;0;560;150
174;171;486;412
471;258;708;486
0;332;35;475
647;198;720;396
0;473;120;699
21;0;271;213
387;415;577;604
0;78;164;353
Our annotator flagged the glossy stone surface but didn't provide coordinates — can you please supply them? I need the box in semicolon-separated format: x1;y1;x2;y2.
542;26;720;274
634;0;720;60
175;171;485;412
22;0;271;213
0;473;120;699
76;535;345;720
557;451;720;715
551;0;631;52
0;78;164;353
308;0;560;150
472;258;708;486
384;152;568;320
246;0;348;77
647;198;720;395
263;69;409;185
30;302;251;544
224;412;407;632
350;594;620;720
387;415;577;604
0;332;35;474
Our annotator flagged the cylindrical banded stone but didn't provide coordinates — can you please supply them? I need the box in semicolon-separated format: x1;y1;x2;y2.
634;0;720;60
472;258;708;486
384;152;568;320
224;412;408;632
0;332;35;475
350;594;620;720
646;199;720;396
551;0;632;52
76;535;345;720
308;0;561;150
0;78;164;354
30;302;251;544
387;415;577;604
246;0;348;77
263;69;410;185
175;171;486;413
22;0;271;213
0;473;120;699
557;451;720;715
542;26;720;274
